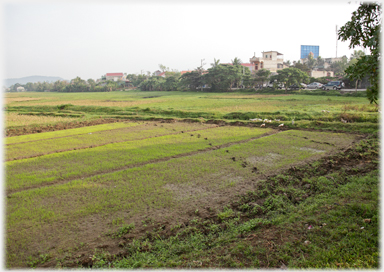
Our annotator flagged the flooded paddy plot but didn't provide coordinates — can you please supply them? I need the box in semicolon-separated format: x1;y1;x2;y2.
5;121;359;267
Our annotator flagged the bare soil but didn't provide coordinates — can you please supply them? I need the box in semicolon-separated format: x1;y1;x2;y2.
6;120;373;268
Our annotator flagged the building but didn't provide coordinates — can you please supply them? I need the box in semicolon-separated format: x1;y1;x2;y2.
301;45;319;59
309;70;334;78
154;70;162;76
249;51;285;73
105;73;124;81
16;87;25;92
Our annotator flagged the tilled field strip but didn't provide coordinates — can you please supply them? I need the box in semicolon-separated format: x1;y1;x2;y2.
6;121;142;145
5;122;220;161
6;130;358;268
6;126;275;192
6;130;280;196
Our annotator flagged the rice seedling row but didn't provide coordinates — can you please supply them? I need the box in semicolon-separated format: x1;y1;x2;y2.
6;121;142;145
5;129;358;267
6;125;274;192
6;122;219;161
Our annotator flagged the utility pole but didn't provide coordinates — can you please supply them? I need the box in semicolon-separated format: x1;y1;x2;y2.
336;25;338;58
200;58;206;91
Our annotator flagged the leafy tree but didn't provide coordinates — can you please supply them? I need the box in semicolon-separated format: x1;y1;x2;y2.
271;67;309;93
306;55;317;70
330;56;349;76
316;56;325;67
204;65;234;91
87;79;96;88
348;50;366;90
293;62;310;73
338;2;381;104
53;80;68;92
163;75;179;91
179;71;203;91
350;49;366;60
159;64;169;72
24;82;35;92
253;69;271;88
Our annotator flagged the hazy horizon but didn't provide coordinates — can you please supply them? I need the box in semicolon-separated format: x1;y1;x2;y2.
3;0;363;81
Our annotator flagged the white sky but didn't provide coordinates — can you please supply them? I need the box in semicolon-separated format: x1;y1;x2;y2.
2;0;364;81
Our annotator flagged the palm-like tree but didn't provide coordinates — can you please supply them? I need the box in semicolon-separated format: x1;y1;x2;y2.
231;57;242;66
210;58;220;67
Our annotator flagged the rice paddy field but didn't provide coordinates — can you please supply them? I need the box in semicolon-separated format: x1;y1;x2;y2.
4;90;379;268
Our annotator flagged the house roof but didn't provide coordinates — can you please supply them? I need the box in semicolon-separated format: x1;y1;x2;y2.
180;70;192;75
262;51;283;56
106;73;124;77
222;63;252;67
158;72;166;77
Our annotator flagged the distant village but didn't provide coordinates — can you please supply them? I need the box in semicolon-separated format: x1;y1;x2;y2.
7;46;365;92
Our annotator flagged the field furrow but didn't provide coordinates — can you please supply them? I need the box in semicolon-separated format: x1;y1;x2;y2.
6;122;220;161
6;125;275;192
6;129;358;267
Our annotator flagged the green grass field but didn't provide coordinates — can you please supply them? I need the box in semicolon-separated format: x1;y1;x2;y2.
4;90;379;268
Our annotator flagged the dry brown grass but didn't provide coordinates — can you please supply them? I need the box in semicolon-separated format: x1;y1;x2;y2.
5;97;42;104
7;99;167;107
6;112;79;127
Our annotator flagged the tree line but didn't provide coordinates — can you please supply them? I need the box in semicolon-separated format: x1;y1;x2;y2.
137;51;368;93
6;77;123;92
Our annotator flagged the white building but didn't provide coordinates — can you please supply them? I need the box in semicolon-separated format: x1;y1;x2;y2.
249;51;285;73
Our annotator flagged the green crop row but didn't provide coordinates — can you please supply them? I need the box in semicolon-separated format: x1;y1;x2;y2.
6;122;141;145
6;130;357;267
6;126;273;191
6;122;218;160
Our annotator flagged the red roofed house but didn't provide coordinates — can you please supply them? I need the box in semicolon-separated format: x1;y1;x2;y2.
106;73;124;81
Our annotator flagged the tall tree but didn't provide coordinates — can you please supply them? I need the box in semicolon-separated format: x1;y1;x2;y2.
210;58;220;67
158;64;169;73
330;56;349;76
271;67;309;93
316;56;325;67
254;69;271;88
306;55;317;70
231;57;242;66
338;2;381;104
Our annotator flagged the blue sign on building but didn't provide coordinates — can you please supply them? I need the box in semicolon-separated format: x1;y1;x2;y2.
301;45;319;59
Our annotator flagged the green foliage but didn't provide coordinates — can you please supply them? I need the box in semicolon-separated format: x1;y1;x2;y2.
271;67;309;93
217;207;235;220
178;71;203;91
111;223;135;238
253;69;271;88
338;2;381;104
204;64;243;91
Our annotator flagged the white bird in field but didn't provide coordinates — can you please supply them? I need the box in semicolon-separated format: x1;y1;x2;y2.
292;119;295;125
279;123;284;127
341;118;347;123
274;119;280;121
260;123;265;127
249;118;257;121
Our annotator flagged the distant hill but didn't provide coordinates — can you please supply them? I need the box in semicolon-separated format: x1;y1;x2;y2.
3;76;66;87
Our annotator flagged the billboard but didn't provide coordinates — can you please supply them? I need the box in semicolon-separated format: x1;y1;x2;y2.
301;45;319;59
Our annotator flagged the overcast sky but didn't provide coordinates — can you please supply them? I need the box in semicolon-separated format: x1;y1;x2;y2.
3;0;364;81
